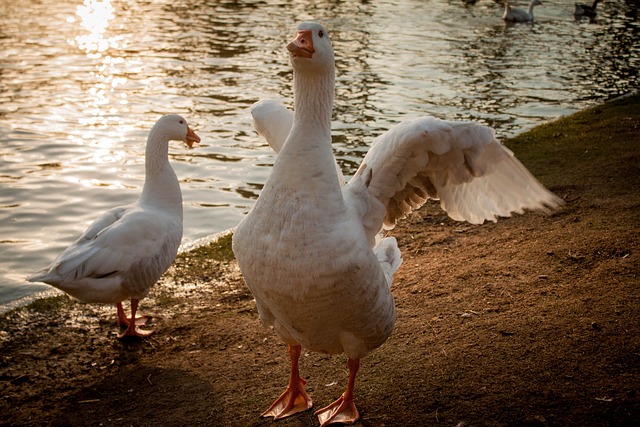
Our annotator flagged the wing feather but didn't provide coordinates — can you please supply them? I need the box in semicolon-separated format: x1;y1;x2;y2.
250;99;294;153
251;104;563;238
31;205;181;291
347;116;563;239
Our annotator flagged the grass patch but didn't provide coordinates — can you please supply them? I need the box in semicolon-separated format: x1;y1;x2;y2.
24;295;69;313
180;232;235;263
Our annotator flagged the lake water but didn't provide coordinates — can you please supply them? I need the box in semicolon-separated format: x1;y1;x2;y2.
1;0;638;311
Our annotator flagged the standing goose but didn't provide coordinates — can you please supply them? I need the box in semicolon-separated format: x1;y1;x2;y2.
28;114;200;339
233;22;563;426
503;0;543;22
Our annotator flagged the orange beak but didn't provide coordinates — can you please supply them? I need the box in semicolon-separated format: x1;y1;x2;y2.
185;126;200;148
287;29;314;58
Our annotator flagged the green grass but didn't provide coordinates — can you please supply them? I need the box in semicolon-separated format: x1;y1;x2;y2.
24;295;68;313
179;232;235;263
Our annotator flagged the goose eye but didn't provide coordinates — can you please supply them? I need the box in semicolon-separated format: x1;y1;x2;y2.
179;120;184;124
318;30;324;38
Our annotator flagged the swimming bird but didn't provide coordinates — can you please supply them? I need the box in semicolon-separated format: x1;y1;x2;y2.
503;0;543;22
574;0;600;17
28;114;200;339
233;21;563;426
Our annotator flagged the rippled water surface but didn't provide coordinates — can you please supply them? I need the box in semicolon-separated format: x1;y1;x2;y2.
1;0;638;309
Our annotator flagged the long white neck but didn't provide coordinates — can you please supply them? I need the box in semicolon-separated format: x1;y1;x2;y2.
272;63;340;190
291;70;334;139
139;126;183;217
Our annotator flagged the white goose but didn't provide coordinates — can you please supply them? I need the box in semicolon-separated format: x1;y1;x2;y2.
503;0;543;22
232;22;563;426
28;114;200;339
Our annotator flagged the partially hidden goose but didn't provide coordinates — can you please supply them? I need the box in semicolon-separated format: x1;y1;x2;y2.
503;0;543;22
28;114;200;339
574;0;600;17
232;22;563;426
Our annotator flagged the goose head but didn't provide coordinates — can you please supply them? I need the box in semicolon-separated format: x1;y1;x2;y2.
287;22;335;75
153;114;201;148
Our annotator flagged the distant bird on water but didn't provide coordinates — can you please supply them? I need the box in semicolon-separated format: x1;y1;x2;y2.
28;114;200;339
574;0;600;17
503;0;543;22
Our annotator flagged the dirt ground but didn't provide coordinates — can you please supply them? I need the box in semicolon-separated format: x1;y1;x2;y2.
1;94;639;427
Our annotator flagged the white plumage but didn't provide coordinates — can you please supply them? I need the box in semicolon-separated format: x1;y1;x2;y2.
233;22;563;426
503;0;543;22
28;114;200;339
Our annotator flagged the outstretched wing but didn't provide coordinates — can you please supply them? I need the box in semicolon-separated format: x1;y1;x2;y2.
346;116;563;241
250;99;294;153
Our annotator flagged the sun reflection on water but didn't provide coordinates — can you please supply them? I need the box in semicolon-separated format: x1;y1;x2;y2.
64;175;128;190
66;0;133;160
69;0;119;56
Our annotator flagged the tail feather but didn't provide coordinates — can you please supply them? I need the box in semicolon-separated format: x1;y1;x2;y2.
27;270;60;285
374;236;403;287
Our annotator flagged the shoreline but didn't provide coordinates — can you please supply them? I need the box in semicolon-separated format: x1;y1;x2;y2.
1;91;634;315
0;91;628;315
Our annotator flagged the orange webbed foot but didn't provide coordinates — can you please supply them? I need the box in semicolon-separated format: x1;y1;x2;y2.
315;392;360;426
315;357;361;426
262;377;313;419
115;299;154;339
116;302;151;327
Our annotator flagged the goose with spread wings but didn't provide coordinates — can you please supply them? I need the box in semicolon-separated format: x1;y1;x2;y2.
233;22;563;426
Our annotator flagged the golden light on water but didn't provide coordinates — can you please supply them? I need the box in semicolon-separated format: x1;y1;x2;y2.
66;0;133;163
64;175;128;190
70;0;118;56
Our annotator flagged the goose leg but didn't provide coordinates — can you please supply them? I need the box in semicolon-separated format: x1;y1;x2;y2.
117;299;154;339
262;344;313;419
315;358;360;426
116;302;128;327
116;301;151;327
